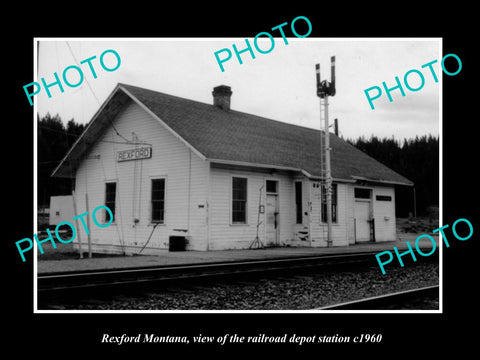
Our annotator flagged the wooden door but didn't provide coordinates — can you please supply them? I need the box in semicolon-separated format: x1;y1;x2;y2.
265;194;278;246
354;200;371;242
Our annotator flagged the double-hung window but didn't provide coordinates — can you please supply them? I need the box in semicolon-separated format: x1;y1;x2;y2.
232;177;247;224
151;178;165;223
295;181;302;224
105;182;117;223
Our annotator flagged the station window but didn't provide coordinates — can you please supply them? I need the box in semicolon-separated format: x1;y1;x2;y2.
151;178;165;223
232;177;247;224
355;188;371;199
295;181;302;224
266;180;278;194
105;182;116;223
321;183;337;223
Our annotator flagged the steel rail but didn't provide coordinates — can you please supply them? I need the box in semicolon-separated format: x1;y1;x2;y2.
38;252;383;292
316;285;440;310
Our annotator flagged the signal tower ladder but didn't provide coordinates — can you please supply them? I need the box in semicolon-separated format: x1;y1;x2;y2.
319;96;328;245
315;56;336;248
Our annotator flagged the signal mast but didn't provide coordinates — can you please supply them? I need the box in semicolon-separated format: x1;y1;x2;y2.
315;56;336;247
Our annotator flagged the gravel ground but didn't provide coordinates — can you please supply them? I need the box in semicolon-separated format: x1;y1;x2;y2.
64;261;439;311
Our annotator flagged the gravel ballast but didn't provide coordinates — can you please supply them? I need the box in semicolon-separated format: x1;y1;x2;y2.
65;261;439;311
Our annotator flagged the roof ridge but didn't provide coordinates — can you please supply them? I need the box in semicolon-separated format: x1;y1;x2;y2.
53;82;413;185
118;82;324;135
118;82;207;106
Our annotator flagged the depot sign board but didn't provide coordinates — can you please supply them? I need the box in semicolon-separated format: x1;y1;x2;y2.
117;147;152;162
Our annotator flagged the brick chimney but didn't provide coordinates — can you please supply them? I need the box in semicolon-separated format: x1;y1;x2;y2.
212;85;232;111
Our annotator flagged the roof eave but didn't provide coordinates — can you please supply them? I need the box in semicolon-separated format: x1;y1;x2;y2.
51;83;129;178
351;175;414;187
51;83;209;179
208;158;312;177
119;84;207;162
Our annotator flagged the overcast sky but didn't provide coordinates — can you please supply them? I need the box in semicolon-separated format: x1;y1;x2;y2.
36;38;440;141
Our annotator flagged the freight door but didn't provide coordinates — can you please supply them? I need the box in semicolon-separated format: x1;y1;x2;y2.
265;194;279;246
354;200;371;242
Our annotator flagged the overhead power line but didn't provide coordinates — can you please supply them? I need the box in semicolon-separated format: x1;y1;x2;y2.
65;41;131;143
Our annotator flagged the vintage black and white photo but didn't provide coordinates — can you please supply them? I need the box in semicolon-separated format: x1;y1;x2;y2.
34;38;440;312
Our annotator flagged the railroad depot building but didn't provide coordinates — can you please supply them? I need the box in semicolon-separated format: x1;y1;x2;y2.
52;83;413;254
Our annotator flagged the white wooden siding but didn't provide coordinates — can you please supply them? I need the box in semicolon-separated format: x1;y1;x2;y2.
308;182;349;247
74;100;209;254
345;184;355;244
71;100;398;253
208;168;295;250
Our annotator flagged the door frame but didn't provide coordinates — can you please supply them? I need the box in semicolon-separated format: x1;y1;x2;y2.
353;187;373;243
264;179;279;246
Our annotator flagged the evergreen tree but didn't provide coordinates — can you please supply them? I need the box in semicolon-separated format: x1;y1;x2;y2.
37;114;85;208
348;134;439;217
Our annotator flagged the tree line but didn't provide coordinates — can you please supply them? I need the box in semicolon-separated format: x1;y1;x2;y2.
347;134;439;217
37;114;438;217
37;113;85;208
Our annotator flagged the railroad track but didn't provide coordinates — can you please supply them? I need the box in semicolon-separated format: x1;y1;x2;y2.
37;252;438;310
316;285;440;310
37;252;382;306
38;252;381;290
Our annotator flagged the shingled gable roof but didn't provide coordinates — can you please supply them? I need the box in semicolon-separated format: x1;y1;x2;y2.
52;83;413;186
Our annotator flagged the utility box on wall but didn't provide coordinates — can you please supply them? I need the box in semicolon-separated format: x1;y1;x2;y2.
49;195;75;226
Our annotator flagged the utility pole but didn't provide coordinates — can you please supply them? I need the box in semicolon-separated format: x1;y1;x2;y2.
316;56;336;247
